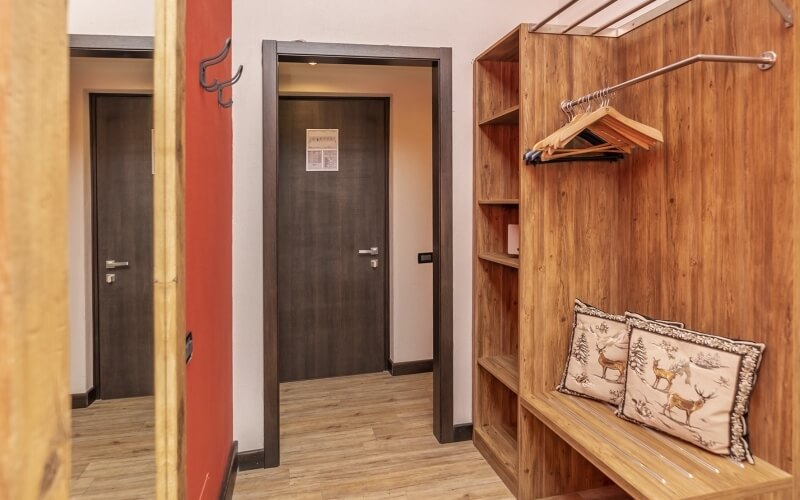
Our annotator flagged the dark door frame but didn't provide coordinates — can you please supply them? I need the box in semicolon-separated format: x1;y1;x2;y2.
70;34;153;58
90;93;154;398
262;41;454;467
277;95;391;380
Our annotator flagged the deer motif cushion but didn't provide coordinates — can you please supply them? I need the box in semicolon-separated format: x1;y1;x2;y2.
616;313;765;463
557;299;682;405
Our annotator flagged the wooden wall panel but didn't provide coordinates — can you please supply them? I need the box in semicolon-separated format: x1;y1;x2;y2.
0;1;70;498
515;0;799;497
153;0;187;496
794;0;800;494
618;0;797;481
518;32;621;499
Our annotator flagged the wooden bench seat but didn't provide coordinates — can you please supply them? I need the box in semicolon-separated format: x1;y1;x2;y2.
521;391;792;500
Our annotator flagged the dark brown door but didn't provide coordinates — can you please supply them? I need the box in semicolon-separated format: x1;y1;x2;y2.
92;94;154;399
278;97;388;382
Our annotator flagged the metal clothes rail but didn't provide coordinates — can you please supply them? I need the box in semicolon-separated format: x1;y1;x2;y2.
561;51;777;112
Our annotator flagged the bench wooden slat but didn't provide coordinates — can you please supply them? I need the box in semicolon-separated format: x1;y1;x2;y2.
521;391;792;500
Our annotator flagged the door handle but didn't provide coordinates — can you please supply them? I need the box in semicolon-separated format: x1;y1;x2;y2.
105;259;130;269
358;247;379;256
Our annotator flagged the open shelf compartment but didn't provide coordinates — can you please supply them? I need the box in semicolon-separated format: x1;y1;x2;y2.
478;354;519;394
475;369;519;495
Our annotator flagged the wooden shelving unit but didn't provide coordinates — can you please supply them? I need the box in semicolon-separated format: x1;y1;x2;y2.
476;6;799;499
473;24;521;496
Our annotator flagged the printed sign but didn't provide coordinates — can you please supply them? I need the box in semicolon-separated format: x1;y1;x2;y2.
306;129;339;171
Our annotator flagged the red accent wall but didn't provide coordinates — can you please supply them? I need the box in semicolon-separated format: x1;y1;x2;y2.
184;0;233;496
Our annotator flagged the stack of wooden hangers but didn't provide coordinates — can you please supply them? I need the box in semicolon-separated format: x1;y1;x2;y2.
525;103;663;165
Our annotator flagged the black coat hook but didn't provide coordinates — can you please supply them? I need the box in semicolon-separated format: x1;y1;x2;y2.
199;37;244;107
200;38;232;92
217;65;243;108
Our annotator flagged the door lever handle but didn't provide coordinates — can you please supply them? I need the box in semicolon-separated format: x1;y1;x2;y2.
105;259;130;269
358;247;379;256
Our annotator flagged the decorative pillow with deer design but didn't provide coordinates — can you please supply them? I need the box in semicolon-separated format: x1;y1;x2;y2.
616;313;765;463
557;299;682;406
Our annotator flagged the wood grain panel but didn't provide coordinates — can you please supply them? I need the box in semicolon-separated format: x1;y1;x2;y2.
153;0;187;495
0;1;69;497
476;62;520;122
617;0;797;487
794;1;800;496
517;30;620;499
477;125;520;201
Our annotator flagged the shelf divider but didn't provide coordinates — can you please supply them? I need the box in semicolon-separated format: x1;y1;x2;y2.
478;198;520;206
478;355;519;394
478;252;519;269
479;104;520;126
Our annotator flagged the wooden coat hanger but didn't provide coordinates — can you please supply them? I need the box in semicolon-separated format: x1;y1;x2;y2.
526;90;663;165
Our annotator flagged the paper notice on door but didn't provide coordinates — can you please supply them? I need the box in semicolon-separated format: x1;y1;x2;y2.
306;129;339;171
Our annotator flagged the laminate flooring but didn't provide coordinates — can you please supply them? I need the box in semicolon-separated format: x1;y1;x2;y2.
71;396;155;499
71;372;511;499
235;372;512;499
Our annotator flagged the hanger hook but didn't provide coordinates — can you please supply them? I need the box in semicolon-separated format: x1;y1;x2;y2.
216;65;244;108
200;37;233;92
560;99;571;120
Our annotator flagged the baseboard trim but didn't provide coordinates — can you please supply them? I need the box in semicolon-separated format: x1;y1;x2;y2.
387;358;433;376
238;448;266;471
453;423;473;442
219;441;238;500
71;386;97;409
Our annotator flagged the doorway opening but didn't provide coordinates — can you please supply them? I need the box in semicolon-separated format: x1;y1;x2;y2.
262;42;455;468
68;39;157;499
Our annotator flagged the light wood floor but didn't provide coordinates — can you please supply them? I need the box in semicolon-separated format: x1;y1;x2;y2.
235;372;512;499
71;396;155;499
71;372;510;499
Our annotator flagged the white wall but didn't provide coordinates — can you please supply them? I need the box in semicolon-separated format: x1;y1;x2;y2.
68;0;154;36
232;0;566;451
279;63;434;364
68;57;153;394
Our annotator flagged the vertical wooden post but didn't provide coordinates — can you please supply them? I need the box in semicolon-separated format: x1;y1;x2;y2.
154;0;187;497
0;0;70;498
